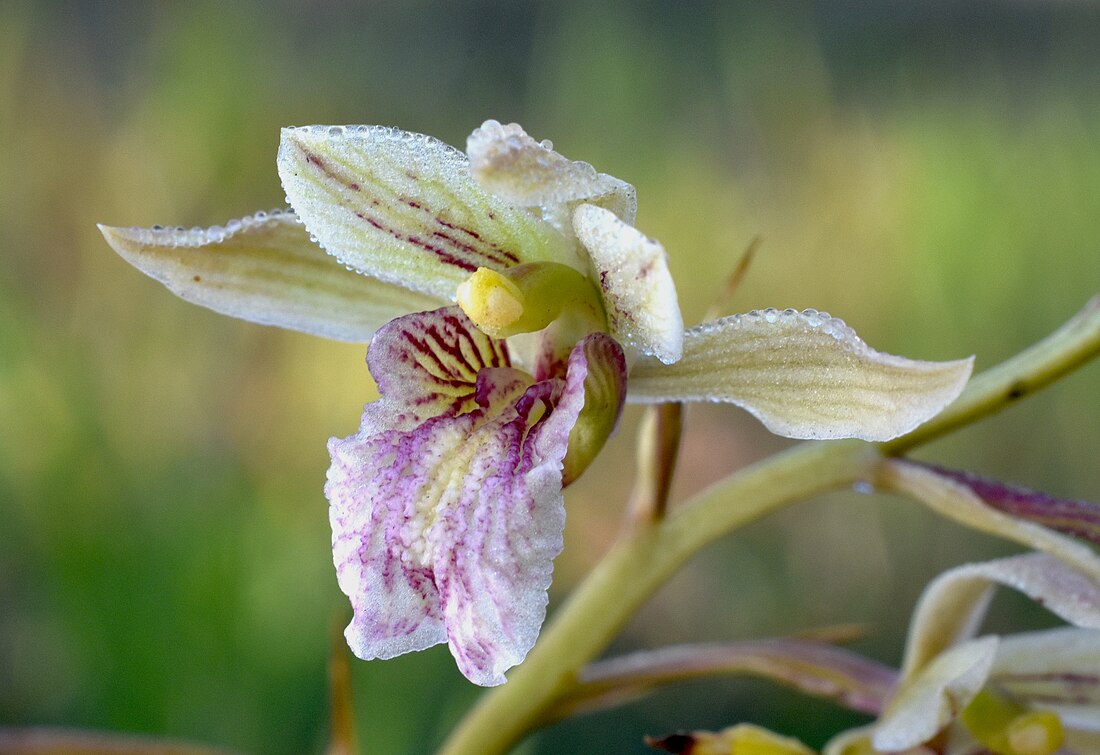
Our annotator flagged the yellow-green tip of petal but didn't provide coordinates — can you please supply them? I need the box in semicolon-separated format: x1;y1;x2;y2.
963;688;1065;755
1006;711;1064;755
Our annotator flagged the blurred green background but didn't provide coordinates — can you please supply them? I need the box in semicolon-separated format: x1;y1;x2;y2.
2;1;1099;753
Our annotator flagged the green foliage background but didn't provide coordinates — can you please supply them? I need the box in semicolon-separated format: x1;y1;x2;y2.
1;2;1098;752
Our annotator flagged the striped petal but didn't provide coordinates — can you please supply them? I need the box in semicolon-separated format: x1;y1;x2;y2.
572;203;683;364
327;308;609;685
900;553;1100;679
99;210;440;341
278;125;579;301
629;308;973;441
466;119;637;224
874;636;1000;752
913;463;1100;547
992;627;1100;731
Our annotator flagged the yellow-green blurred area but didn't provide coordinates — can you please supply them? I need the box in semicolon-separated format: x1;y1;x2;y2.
2;1;1099;753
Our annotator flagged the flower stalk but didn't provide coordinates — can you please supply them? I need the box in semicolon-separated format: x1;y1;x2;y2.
439;294;1100;755
883;294;1100;455
97;116;1100;752
625;402;684;526
439;439;878;754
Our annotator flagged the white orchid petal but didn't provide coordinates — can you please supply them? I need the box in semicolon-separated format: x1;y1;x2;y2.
572;204;683;364
467;119;637;224
100;211;440;342
629;308;972;441
881;463;1100;661
874;637;1000;753
278;125;577;301
901;553;1100;679
992;627;1100;729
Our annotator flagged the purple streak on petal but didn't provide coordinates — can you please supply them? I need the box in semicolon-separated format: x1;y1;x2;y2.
911;462;1100;546
326;307;598;686
567;639;899;720
359;306;516;434
434;337;599;684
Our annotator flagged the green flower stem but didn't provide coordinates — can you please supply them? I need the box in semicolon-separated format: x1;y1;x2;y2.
625;402;684;526
438;295;1100;755
884;294;1100;455
439;440;879;755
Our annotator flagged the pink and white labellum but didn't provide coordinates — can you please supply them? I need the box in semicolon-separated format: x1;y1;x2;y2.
326;307;625;685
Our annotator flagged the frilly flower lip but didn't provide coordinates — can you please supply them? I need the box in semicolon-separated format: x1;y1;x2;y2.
327;307;625;685
100;119;976;684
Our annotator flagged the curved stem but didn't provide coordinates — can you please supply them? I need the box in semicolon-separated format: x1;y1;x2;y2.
625;402;683;526
543;638;898;723
884;294;1100;455
438;295;1100;755
439;440;879;754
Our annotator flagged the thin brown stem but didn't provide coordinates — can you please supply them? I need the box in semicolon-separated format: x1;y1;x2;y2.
626;402;684;525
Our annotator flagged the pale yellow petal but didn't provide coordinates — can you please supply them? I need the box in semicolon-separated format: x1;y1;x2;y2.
99;210;440;341
993;627;1100;731
573;203;683;364
900;553;1100;679
874;637;999;753
466;119;637;223
629;308;973;441
879;461;1100;670
277;125;580;301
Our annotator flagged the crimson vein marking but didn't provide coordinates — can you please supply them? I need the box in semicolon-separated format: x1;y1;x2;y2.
300;146;521;270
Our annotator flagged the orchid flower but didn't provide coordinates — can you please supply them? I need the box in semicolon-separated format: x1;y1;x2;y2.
645;554;1100;755
99;120;972;685
824;553;1100;755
